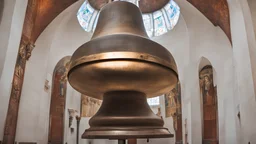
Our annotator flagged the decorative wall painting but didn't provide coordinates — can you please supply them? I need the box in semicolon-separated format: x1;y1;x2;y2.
164;83;181;118
81;95;102;117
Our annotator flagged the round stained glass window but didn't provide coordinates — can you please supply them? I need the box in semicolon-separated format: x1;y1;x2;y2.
77;0;180;37
147;96;160;106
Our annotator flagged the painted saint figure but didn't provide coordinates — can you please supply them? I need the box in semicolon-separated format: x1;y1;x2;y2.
200;74;215;105
199;66;218;144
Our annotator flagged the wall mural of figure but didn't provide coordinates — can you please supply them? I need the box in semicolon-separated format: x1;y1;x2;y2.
81;95;102;117
164;83;183;144
48;56;71;144
165;90;177;118
199;66;218;144
59;80;65;97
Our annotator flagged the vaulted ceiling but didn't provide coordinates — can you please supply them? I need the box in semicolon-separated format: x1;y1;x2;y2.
187;0;231;42
22;0;78;43
22;0;231;44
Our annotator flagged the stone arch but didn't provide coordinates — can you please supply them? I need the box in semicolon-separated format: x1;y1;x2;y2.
48;56;70;144
198;57;219;144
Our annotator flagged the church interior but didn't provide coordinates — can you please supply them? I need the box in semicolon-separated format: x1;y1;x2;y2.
0;0;256;144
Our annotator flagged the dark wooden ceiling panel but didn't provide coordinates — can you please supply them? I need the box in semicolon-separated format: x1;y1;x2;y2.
22;0;78;43
139;0;169;13
22;0;38;41
186;0;231;42
32;0;78;42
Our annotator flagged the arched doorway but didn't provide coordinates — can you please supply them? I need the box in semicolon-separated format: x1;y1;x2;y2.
199;66;218;144
48;56;70;144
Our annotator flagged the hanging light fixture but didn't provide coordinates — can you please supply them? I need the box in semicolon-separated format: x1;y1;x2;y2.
68;1;178;142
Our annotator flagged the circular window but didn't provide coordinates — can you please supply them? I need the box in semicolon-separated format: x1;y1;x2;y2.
77;0;180;37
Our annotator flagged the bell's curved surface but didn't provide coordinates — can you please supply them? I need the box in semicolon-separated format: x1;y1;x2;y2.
68;1;178;99
68;1;178;139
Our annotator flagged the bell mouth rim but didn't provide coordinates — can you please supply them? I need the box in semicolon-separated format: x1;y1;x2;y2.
82;127;174;139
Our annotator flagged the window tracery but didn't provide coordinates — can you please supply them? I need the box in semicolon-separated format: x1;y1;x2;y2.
77;0;180;37
147;96;160;106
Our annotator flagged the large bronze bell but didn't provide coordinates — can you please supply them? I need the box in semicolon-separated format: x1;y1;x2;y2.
68;1;178;140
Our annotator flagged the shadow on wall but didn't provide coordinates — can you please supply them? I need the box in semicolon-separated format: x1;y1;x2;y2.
0;0;3;24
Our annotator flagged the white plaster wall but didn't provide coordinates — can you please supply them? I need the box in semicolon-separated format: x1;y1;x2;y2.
79;118;90;144
64;84;81;144
15;1;88;143
185;1;238;143
13;0;256;144
227;0;256;143
0;0;15;77
0;0;28;140
152;14;190;144
156;1;238;143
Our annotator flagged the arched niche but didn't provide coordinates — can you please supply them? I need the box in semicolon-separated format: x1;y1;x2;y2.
199;58;218;144
48;56;70;144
